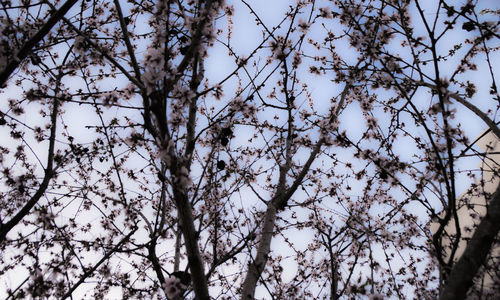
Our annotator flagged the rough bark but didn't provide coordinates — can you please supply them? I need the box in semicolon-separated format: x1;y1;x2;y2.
172;185;209;300
240;202;278;300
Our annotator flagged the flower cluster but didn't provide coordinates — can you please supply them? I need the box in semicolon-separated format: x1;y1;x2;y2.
297;18;311;33
318;117;339;145
318;6;333;19
35;208;55;228
101;90;120;107
176;165;192;186
158;139;176;167
269;35;292;61
141;47;169;95
163;277;186;299
73;36;87;56
228;97;257;119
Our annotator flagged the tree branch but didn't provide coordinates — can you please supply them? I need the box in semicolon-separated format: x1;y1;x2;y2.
0;0;79;87
0;93;60;243
62;227;137;299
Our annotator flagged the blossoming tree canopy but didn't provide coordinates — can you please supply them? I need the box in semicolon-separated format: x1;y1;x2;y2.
0;0;499;299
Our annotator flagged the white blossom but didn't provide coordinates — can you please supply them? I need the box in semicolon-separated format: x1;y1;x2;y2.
163;277;185;299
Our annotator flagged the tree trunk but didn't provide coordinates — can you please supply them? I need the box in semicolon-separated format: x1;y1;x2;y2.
240;203;278;300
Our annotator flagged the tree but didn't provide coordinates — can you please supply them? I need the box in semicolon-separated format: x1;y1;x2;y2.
0;0;499;299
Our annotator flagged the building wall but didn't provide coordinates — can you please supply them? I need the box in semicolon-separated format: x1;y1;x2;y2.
430;130;500;293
